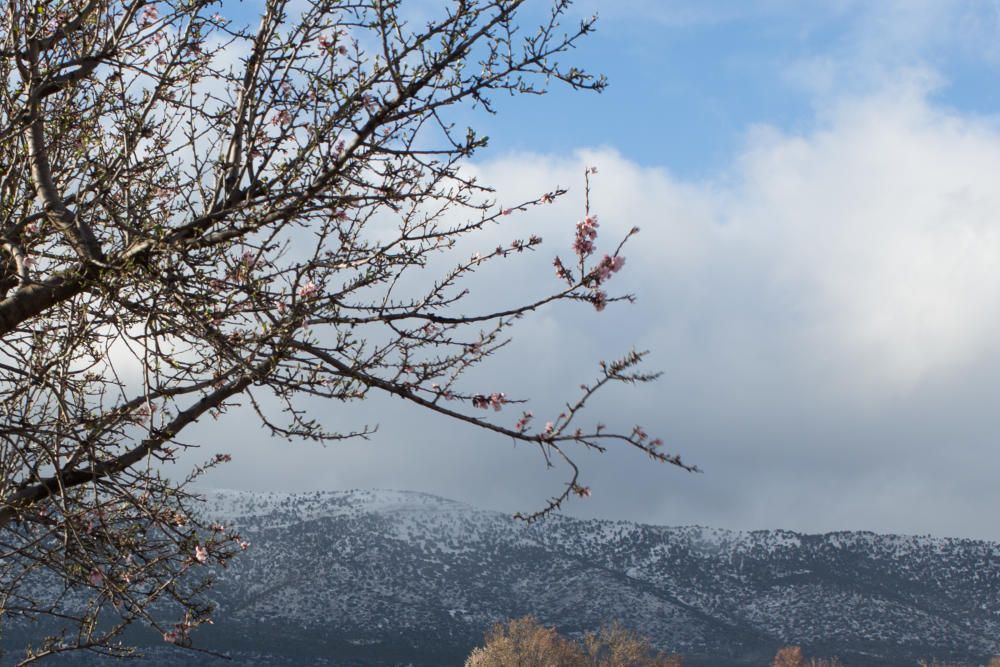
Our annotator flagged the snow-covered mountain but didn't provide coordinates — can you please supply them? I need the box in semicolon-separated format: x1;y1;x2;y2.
16;489;996;666
161;488;1000;666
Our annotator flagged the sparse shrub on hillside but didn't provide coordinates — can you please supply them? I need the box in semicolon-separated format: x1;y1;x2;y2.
771;645;844;667
465;616;683;667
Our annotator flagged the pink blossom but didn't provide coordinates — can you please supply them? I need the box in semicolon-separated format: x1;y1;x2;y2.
88;568;104;586
163;629;180;644
540;193;554;204
595;254;626;283
140;5;159;26
270;109;293;126
573;215;599;258
194;545;208;563
592;290;607;312
489;393;506;411
298;281;320;298
318;33;333;49
472;393;506;411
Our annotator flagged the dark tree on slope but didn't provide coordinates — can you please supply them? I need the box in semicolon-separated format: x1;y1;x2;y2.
0;0;695;661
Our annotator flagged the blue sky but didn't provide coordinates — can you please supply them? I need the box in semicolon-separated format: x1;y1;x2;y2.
477;1;1000;175
201;0;1000;541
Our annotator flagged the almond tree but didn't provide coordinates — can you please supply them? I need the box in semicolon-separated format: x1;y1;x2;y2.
0;0;695;660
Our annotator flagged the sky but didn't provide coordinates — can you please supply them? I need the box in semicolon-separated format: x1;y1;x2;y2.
194;0;1000;541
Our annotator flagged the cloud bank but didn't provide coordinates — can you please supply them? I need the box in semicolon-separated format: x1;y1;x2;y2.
192;67;1000;540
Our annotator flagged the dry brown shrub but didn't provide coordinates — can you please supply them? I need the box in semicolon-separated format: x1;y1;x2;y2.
772;645;844;667
582;621;684;666
465;616;683;667
465;616;583;667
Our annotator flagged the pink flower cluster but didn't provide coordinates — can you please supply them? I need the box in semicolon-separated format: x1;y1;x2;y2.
592;290;607;312
270;109;293;126
472;393;506;411
163;621;193;644
140;4;159;26
298;281;321;298
573;215;598;258
595;254;625;282
194;545;208;563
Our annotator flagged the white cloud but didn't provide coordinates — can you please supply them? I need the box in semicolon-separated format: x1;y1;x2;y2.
474;81;1000;394
194;70;1000;541
445;81;1000;537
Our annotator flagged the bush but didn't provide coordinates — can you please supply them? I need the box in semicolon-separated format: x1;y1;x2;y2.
772;645;844;667
466;616;683;667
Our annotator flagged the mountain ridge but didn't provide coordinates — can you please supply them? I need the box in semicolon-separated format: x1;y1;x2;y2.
9;489;992;666
174;488;1000;666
